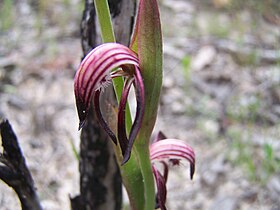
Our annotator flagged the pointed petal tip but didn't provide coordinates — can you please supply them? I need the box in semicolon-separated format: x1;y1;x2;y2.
190;163;195;180
154;131;167;142
121;151;131;166
78;120;85;131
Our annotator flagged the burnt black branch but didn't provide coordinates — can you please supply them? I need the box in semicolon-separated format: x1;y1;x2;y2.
0;119;43;210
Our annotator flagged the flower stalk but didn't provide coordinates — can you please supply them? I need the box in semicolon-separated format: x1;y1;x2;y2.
91;1;146;209
129;0;163;208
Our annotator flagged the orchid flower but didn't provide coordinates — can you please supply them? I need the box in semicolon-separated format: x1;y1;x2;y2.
74;0;196;209
150;132;195;210
74;43;144;163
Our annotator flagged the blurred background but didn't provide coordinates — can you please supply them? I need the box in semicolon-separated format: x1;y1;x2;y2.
0;0;279;209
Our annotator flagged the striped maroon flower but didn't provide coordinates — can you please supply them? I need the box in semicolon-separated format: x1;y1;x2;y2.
74;43;144;163
150;132;195;210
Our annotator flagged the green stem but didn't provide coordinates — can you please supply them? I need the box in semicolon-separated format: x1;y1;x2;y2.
136;143;155;210
93;0;115;43
113;145;145;210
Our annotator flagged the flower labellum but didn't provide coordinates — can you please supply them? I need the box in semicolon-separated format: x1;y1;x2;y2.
74;43;145;162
